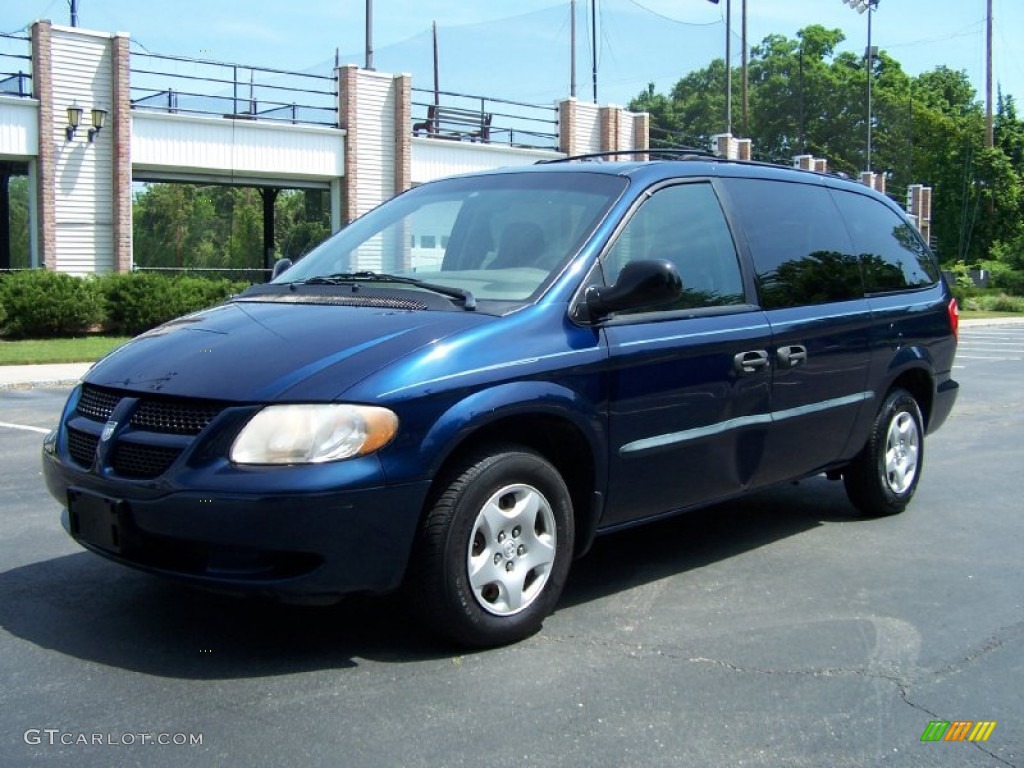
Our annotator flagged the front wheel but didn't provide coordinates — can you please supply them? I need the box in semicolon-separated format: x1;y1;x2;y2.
410;445;574;647
843;388;924;516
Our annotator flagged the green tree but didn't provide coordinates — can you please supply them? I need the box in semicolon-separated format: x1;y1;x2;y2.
7;176;30;268
630;27;1024;271
132;184;333;272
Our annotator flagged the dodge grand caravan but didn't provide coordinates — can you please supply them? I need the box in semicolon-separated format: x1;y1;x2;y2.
42;154;959;646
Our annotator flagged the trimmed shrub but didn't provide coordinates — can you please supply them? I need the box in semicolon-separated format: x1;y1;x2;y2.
950;284;976;311
0;269;104;338
990;268;1024;297
990;293;1024;312
100;272;249;336
962;292;1024;313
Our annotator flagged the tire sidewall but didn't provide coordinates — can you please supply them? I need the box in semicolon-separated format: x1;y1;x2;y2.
873;391;924;510
440;450;574;646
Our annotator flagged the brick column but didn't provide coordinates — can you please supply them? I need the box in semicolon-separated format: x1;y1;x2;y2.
393;74;411;195
558;98;577;156
31;21;56;270
599;105;620;153
111;32;132;272
337;65;358;225
632;112;649;158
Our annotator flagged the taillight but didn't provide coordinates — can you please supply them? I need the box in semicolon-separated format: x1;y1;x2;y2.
948;297;959;341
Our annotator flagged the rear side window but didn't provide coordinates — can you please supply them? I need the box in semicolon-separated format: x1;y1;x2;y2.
831;189;940;292
602;182;745;313
723;178;862;309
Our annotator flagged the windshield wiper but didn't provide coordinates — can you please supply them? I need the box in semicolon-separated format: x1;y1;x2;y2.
294;271;476;310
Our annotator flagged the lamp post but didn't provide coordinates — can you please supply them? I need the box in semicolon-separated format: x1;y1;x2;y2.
843;0;880;171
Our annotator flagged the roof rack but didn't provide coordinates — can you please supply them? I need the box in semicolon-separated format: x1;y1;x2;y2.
537;148;716;164
538;148;858;184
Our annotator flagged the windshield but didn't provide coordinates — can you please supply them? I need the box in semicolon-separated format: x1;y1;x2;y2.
276;172;627;303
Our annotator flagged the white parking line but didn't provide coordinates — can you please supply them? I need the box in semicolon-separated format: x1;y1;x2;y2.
961;334;1024;339
0;420;50;435
954;358;1019;364
957;346;1024;352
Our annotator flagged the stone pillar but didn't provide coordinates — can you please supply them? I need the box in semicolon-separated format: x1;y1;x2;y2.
31;21;56;270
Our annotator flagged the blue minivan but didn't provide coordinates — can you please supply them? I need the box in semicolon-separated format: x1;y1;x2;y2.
43;155;959;646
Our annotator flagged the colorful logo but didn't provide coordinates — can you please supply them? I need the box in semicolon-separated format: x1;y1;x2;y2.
920;721;997;742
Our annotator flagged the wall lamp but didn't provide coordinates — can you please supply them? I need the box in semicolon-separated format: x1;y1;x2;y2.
88;107;107;142
65;105;108;142
65;104;82;141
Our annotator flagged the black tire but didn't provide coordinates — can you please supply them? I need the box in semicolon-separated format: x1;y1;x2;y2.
410;444;574;647
843;388;924;516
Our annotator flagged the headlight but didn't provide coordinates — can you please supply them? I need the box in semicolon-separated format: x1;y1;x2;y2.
230;404;398;465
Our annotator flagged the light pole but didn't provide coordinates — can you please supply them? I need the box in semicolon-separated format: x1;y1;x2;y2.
843;0;880;171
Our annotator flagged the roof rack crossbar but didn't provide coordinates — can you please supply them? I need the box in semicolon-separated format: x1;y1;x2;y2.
537;148;717;164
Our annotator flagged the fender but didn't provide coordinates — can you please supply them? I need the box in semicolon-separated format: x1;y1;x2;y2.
379;380;608;491
885;342;936;376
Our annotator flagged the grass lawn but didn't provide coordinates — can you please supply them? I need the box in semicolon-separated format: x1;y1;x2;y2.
0;336;132;366
959;310;1023;320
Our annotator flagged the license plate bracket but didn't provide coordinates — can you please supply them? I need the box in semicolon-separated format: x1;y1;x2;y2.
68;489;128;554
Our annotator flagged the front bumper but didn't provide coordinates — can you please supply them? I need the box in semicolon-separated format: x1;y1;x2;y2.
43;450;431;601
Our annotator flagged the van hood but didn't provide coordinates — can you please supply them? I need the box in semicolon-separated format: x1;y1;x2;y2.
85;300;493;402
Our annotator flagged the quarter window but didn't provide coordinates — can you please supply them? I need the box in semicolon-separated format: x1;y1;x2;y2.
831;190;939;292
602;183;745;313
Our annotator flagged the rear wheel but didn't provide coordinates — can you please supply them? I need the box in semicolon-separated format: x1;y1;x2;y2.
410;445;574;647
843;388;924;516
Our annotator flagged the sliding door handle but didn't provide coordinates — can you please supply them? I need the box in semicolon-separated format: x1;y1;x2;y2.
733;350;770;375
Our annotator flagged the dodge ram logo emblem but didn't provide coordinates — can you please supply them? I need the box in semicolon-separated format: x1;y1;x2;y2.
101;420;118;442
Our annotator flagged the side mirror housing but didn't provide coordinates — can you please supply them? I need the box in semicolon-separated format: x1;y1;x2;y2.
585;259;682;320
271;258;294;281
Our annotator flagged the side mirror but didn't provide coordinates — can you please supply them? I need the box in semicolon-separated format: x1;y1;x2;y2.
585;259;682;320
271;258;293;281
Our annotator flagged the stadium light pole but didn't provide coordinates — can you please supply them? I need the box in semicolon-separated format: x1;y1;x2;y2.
843;0;880;171
365;0;374;70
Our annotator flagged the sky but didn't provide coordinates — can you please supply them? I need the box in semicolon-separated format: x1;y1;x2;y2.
3;0;1022;112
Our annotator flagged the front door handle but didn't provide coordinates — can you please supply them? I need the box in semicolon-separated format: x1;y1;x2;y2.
733;350;770;375
777;345;808;369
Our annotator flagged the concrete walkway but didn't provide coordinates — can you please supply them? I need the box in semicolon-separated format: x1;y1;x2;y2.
0;362;94;390
1;317;1022;390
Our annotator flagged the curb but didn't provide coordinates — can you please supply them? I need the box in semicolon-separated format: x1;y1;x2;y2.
959;316;1024;328
0;378;86;392
0;362;93;392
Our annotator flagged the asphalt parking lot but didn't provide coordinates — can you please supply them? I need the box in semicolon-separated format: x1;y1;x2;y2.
1;326;1021;767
